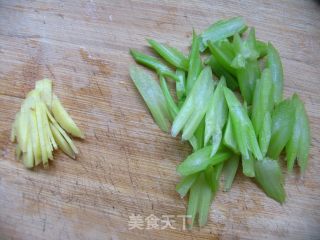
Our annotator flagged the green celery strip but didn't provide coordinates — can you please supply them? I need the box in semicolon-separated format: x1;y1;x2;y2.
147;39;189;71
231;28;259;68
186;173;201;228
205;56;238;90
286;94;310;173
268;98;295;159
204;77;228;156
236;59;260;105
200;17;247;52
130;66;171;132
259;112;272;157
172;66;214;141
224;87;263;176
251;68;273;135
130;49;179;81
194;118;205;150
223;115;239;154
256;40;268;58
186;31;203;94
254;158;286;203
267;42;284;104
176;173;199;198
208;41;236;75
223;155;240;191
205;163;224;194
177;146;232;176
187;173;213;228
159;75;179;120
175;69;186;104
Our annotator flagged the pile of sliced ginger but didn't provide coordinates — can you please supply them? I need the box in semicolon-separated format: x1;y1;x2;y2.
11;79;84;168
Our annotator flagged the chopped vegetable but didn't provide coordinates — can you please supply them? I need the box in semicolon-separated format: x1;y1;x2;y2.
286;94;310;173
172;66;214;141
224;87;262;162
200;16;247;52
11;79;84;168
254;158;286;203
204;77;228;156
186;31;203;94
147;39;189;71
267;42;284;104
130;49;179;81
268;98;295;159
129;17;311;228
222;155;240;191
177;146;232;176
130;66;171;132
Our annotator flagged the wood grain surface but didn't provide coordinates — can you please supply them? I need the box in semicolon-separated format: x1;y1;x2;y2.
0;1;319;239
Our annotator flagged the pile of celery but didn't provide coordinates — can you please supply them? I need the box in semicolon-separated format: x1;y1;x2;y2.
11;79;84;168
130;17;310;228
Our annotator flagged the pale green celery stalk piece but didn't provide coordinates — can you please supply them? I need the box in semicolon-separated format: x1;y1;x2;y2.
186;31;203;94
177;146;232;176
254;158;286;203
256;40;268;58
223;155;240;191
193;118;205;151
147;39;189;71
205;77;228;156
172;67;214;140
186;173;202;228
205;163;224;194
232;29;258;67
52;94;84;139
182;68;214;140
216;39;235;60
251;68;273;135
223;115;239;154
130;66;171;132
296;99;310;173
259;112;272;157
159;74;200;152
176;173;199;198
50;122;75;159
159;75;179;120
224;88;263;173
205;56;238;90
286;94;310;173
35;78;52;109
267;42;284;104
200;17;246;52
175;69;186;102
268;98;295;159
236;59;260;105
130;49;179;82
189;136;199;151
29;110;41;166
242;152;255;177
208;41;236;76
186;173;213;228
197;174;213;227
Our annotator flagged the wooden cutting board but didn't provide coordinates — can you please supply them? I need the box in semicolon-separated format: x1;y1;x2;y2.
0;1;319;239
